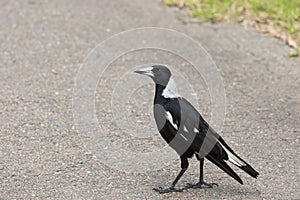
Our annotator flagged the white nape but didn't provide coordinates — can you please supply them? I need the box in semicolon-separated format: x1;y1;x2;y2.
162;78;181;98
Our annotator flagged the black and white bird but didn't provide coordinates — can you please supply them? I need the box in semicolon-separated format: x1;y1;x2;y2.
135;65;259;193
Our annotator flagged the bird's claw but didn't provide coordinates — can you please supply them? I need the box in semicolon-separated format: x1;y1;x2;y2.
153;186;184;193
185;181;218;189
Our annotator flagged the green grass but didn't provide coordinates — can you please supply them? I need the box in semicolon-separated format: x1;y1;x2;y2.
249;0;299;35
164;0;300;56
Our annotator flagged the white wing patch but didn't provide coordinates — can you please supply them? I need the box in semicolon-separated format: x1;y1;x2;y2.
180;134;188;141
162;78;181;98
219;141;246;167
194;128;199;133
165;111;178;130
183;125;188;132
181;125;188;141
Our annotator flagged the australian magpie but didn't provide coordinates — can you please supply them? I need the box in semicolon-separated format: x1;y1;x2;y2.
135;65;259;193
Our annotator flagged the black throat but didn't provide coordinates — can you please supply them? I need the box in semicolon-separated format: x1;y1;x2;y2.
154;84;168;105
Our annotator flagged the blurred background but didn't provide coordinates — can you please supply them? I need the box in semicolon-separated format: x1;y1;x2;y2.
164;0;300;56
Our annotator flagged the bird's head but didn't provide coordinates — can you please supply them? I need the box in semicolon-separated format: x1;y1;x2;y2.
134;65;172;86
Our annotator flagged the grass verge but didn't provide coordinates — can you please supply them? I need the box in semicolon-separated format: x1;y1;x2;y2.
163;0;300;57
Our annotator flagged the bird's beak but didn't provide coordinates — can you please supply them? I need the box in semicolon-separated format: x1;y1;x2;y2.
134;67;154;77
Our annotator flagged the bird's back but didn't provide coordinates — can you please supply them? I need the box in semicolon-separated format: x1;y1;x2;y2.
154;96;220;158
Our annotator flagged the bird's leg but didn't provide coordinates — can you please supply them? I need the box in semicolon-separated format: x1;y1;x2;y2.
186;157;218;189
153;157;188;193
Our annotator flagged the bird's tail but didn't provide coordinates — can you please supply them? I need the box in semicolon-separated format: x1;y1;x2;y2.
206;154;244;184
218;137;259;179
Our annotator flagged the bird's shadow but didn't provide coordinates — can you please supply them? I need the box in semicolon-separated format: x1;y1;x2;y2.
152;181;262;198
182;182;262;199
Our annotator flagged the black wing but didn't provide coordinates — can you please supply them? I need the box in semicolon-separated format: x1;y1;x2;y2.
156;97;258;183
154;97;217;157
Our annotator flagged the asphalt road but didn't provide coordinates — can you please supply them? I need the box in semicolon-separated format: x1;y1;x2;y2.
0;0;299;199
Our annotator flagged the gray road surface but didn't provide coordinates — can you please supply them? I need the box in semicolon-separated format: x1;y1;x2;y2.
0;0;299;199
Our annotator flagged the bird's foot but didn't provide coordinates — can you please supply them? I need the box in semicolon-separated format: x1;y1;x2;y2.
185;181;218;189
153;185;184;193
